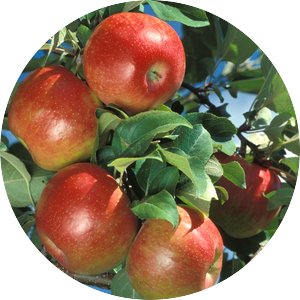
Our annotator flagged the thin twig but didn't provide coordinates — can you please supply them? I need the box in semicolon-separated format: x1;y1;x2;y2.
181;82;218;112
269;166;297;187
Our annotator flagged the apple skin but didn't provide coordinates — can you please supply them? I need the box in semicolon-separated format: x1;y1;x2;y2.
35;163;138;275
210;152;282;239
8;65;100;171
83;12;186;114
126;206;223;299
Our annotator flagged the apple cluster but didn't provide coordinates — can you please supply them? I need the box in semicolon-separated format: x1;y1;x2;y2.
7;12;282;299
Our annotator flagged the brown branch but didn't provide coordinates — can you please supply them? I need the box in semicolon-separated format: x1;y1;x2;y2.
269;166;297;187
54;262;114;289
181;82;218;112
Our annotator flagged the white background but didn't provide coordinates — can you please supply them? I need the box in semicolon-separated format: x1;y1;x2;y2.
0;0;299;299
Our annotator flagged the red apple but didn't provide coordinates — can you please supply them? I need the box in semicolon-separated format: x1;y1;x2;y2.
83;12;186;114
35;163;138;275
210;152;282;238
126;206;223;299
8;65;100;171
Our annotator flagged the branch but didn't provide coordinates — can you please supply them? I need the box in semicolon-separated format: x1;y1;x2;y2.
55;262;114;289
269;166;297;187
181;82;218;112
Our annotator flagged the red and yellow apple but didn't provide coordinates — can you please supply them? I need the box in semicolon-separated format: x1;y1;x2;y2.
35;163;138;275
8;65;100;171
83;12;186;114
126;206;223;299
210;152;281;238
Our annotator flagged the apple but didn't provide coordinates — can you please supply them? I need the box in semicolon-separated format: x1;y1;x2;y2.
210;152;282;239
8;65;100;171
83;12;186;114
126;205;223;299
35;163;138;275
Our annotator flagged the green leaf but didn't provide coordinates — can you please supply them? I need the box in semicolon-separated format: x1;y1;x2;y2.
264;113;293;142
280;157;299;175
177;172;217;216
220;258;245;282
97;146;116;165
112;111;192;157
212;139;236;156
0;151;33;207
9;144;54;203
137;159;179;196
264;217;280;240
108;148;162;175
215;185;229;204
147;0;209;27
136;159;165;194
221;161;246;189
2;117;9;130
57;27;67;46
28;166;53;203
154;104;173;112
212;86;225;102
98;110;122;142
149;167;179;196
254;57;294;117
0;140;8;152
283;134;300;155
165;153;217;216
132;190;179;228
67;19;81;32
181;15;224;83
252;107;273;129
265;188;294;211
230;77;264;94
205;155;223;183
185;113;236;156
77;24;92;46
24;52;60;72
91;109;121;164
221;24;257;64
108;3;126;15
17;211;35;234
123;1;145;12
173;124;213;161
185;112;237;138
30;226;43;250
111;268;141;299
159;148;198;186
261;54;272;77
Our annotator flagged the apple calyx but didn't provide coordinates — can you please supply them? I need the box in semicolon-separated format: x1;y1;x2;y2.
146;62;166;90
147;69;162;82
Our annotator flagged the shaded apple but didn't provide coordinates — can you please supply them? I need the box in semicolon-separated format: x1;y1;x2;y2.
126;205;223;299
210;152;281;238
35;163;138;275
83;12;186;114
8;65;100;171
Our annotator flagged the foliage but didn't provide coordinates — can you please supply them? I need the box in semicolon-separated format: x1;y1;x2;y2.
1;0;298;298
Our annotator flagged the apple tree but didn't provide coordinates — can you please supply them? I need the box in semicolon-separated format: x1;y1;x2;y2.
1;0;298;298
